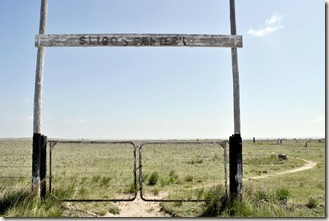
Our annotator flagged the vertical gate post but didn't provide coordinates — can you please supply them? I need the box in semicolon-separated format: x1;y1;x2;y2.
32;133;41;193
40;135;47;199
229;134;243;198
49;142;54;194
229;0;243;198
32;0;48;196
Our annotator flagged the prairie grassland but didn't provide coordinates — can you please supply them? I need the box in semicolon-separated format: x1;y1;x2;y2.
160;139;325;217
242;139;325;203
0;138;325;217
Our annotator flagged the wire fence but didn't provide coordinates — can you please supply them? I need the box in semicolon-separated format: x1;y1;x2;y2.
0;140;32;194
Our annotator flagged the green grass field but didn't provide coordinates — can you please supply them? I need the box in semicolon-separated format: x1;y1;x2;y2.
0;138;325;217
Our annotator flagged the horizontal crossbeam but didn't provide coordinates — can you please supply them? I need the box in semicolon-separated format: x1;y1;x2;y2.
35;33;242;48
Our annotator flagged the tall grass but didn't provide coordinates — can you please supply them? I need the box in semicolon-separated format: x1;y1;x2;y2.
197;183;323;217
0;184;122;217
0;189;63;217
162;189;324;217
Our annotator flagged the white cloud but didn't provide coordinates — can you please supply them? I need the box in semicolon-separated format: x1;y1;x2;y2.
265;13;283;26
248;26;281;37
248;12;284;37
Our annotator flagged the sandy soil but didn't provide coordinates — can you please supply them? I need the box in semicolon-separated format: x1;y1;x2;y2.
105;194;170;217
103;157;317;217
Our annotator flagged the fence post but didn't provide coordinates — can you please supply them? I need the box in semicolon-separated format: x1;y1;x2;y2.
229;134;243;198
32;133;41;193
229;0;243;199
40;135;47;199
32;0;48;195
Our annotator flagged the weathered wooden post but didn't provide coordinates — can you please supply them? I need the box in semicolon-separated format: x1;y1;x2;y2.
32;0;48;196
229;134;242;197
229;0;243;198
32;133;41;192
40;135;47;198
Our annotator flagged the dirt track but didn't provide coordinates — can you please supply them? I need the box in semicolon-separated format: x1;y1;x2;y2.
105;193;170;217
105;157;317;217
244;158;317;181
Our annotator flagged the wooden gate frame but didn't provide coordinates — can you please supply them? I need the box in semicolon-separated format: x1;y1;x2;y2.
32;0;243;199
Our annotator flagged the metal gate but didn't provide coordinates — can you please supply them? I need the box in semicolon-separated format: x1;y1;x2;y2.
48;140;137;202
48;140;227;202
139;141;227;202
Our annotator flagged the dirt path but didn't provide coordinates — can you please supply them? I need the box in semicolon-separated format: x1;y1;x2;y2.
105;193;170;217
245;158;317;181
104;157;317;217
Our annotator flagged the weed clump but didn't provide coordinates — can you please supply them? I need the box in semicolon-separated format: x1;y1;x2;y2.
108;204;120;215
306;197;319;209
276;188;290;203
168;170;179;184
148;171;159;186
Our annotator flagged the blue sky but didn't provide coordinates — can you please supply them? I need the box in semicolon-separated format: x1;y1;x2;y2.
0;0;325;140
